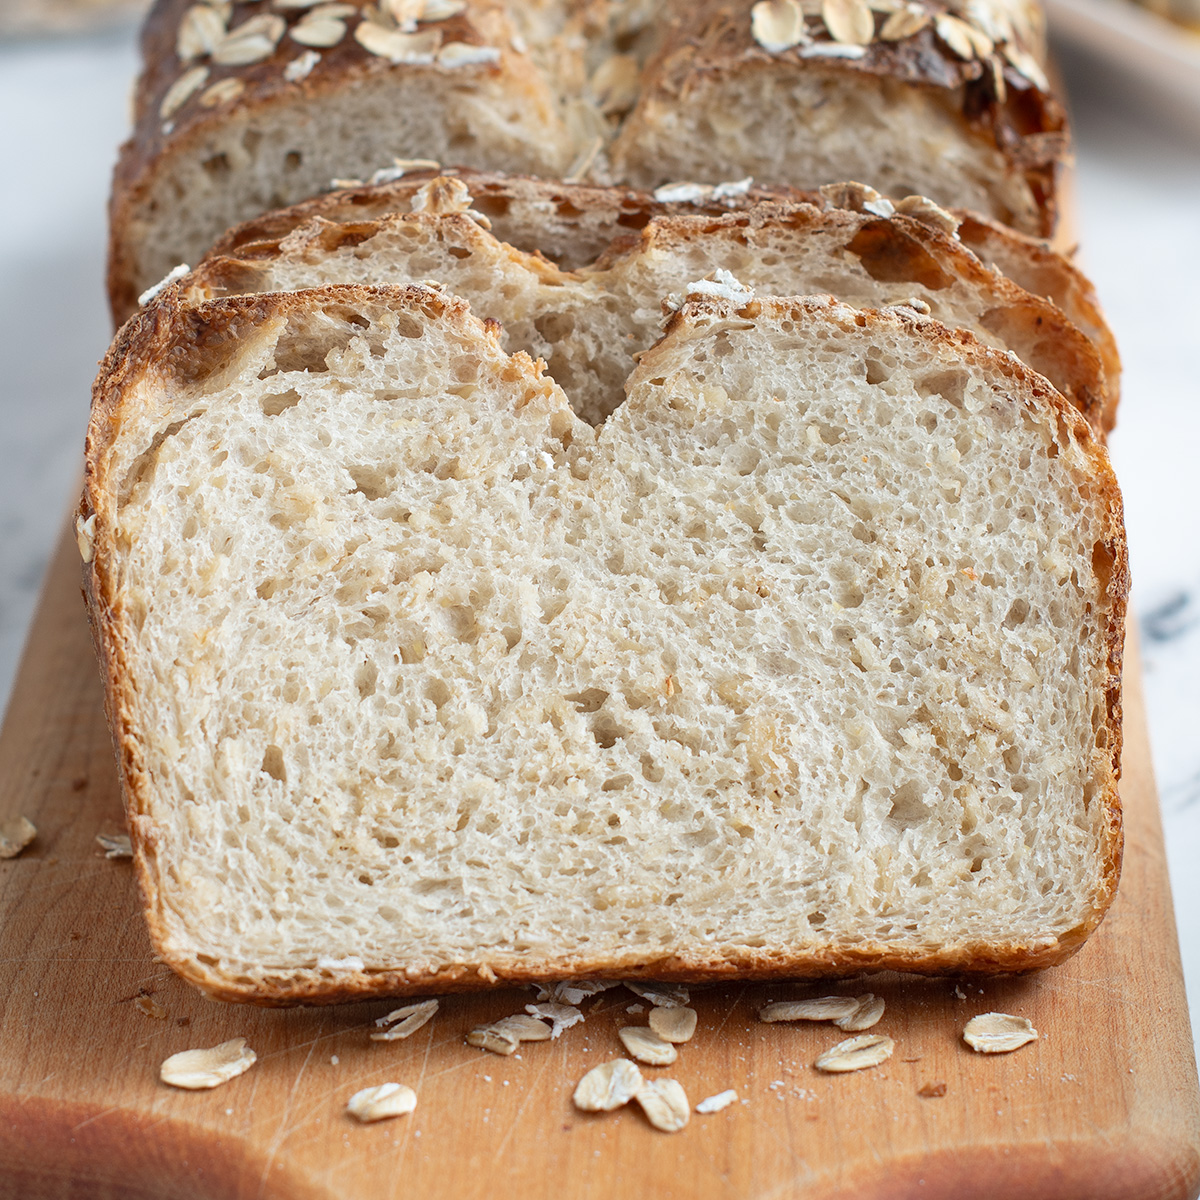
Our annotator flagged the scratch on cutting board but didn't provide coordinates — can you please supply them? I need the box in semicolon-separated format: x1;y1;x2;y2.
491;1042;557;1166
70;1104;122;1134
255;1010;328;1199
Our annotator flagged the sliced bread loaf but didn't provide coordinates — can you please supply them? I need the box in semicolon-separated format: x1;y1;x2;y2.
109;0;1068;317
81;283;1126;1003
173;177;1114;429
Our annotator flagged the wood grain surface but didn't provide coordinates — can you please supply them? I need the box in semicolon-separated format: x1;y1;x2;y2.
0;524;1197;1200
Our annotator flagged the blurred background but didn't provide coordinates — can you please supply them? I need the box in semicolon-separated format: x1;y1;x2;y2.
0;0;1197;1052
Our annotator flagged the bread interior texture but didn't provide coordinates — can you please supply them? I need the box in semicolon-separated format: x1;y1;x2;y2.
94;290;1121;995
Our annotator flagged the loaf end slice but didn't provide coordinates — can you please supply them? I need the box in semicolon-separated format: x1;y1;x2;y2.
82;285;1126;1004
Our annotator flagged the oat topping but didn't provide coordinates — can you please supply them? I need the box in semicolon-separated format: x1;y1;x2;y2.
695;1088;738;1113
159;65;209;119
820;180;895;217
751;0;810;52
822;0;875;44
290;11;350;47
648;1006;697;1043
618;1025;678;1066
895;193;961;234
0;816;36;859
346;1082;418;1122
573;1059;643;1111
199;77;247;106
212;12;286;64
96;832;133;858
371;998;439;1041
160;1038;257;1089
437;41;500;66
75;514;97;563
354;22;440;62
800;40;866;56
284;48;321;79
177;4;227;61
636;1079;690;1132
814;1033;895;1072
963;1012;1038;1053
879;5;930;38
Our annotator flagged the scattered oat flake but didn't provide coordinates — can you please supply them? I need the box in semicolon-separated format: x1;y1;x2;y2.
525;1002;584;1038
574;1059;644;1111
751;0;809;52
653;182;710;203
96;833;133;859
466;1026;518;1055
625;983;690;1008
814;1033;895;1073
963;1013;1038;1053
371;998;438;1041
136;994;168;1019
492;1014;553;1042
159;65;209;119
539;980;618;1006
712;176;753;200
822;0;874;44
346;1082;417;1122
0;817;36;859
619;1026;677;1066
648;1006;697;1044
696;1088;738;1114
760;996;859;1023
834;994;885;1031
160;1039;256;1089
636;1079;690;1132
918;1080;947;1098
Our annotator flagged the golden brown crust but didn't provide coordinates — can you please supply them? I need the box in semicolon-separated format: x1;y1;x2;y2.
175;178;1115;431
81;285;1127;1006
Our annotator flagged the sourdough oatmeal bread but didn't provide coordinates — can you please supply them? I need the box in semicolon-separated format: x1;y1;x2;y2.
170;176;1115;429
108;0;1068;319
80;283;1126;1003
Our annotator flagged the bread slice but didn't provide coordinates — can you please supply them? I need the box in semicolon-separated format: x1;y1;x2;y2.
174;179;1113;430
193;170;1121;431
81;283;1126;1003
109;0;1068;317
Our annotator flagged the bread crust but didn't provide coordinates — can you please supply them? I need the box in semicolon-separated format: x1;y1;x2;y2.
81;285;1127;1006
109;0;1069;321
172;177;1116;430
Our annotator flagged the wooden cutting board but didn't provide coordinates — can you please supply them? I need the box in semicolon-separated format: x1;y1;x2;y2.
0;524;1196;1200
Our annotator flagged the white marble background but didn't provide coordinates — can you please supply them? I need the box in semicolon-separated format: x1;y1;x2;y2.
0;24;1196;1053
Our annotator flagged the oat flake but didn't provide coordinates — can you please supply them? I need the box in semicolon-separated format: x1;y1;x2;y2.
636;1079;690;1132
573;1059;644;1111
814;1033;895;1073
346;1082;417;1122
160;1038;256;1089
963;1012;1038;1053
